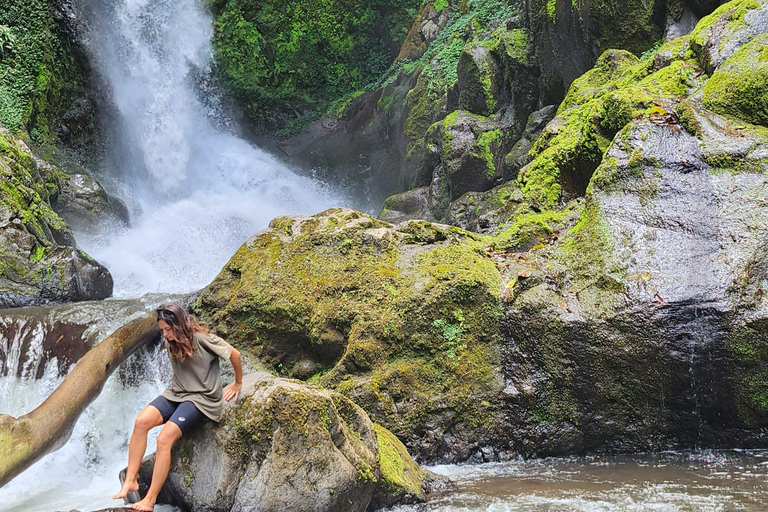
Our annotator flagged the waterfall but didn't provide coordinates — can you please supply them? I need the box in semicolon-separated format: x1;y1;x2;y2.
75;0;343;298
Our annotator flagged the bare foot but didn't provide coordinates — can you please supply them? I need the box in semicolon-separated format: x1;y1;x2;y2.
130;496;156;511
113;479;139;500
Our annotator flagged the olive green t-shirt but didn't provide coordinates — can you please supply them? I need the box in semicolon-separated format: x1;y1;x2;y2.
161;332;234;422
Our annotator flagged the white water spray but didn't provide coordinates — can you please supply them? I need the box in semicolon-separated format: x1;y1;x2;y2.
78;0;341;297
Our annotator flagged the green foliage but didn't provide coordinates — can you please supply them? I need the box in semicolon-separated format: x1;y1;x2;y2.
433;0;449;11
0;25;15;58
0;131;66;245
640;39;662;61
547;0;557;22
211;0;422;125
395;0;517;100
0;0;85;138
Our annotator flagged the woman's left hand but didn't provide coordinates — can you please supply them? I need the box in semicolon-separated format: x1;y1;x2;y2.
224;381;242;402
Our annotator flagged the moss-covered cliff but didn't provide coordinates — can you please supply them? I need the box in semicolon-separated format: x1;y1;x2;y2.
197;0;768;461
195;208;505;461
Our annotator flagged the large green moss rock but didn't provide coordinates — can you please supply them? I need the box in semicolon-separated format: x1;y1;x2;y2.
0;127;112;306
195;208;505;462
500;115;768;454
132;372;442;511
702;34;768;127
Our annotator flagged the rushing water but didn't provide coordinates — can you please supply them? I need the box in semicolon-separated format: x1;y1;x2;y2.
388;452;768;512
74;0;343;297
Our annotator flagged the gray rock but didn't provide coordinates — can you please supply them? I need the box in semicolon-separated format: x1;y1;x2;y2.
55;173;130;234
129;372;439;512
503;104;557;180
420;110;516;220
664;7;700;41
503;119;768;454
378;187;435;224
691;0;768;73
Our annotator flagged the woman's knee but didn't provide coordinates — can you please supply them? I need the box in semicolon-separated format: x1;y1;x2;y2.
156;424;182;451
134;408;162;432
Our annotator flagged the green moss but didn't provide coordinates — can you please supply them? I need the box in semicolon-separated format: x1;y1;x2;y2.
494;209;564;251
675;100;703;137
374;424;424;496
0;131;66;247
196;209;504;449
555;199;623;284
702;35;768;128
475;129;502;177
0;0;88;138
518;41;702;207
728;325;768;426
546;0;557;22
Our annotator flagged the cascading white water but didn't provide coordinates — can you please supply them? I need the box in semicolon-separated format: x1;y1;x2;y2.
76;0;343;297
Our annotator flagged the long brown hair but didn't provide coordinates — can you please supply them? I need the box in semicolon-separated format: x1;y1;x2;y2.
156;304;209;362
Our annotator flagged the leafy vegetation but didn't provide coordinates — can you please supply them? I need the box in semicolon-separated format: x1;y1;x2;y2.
0;0;86;139
210;0;422;127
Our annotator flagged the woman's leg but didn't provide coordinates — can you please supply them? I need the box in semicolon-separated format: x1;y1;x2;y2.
113;405;164;499
130;420;183;512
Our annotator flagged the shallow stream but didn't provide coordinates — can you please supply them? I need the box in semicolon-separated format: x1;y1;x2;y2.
389;452;768;512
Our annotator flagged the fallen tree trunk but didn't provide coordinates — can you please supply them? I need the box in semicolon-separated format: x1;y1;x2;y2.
0;313;159;487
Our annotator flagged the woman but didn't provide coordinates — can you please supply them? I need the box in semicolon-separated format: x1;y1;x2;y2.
113;303;243;511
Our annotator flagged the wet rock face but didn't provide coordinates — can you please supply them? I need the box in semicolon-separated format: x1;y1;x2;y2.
502;116;768;454
54;173;130;234
130;372;439;512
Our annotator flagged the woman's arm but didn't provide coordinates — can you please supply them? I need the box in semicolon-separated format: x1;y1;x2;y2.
223;348;243;402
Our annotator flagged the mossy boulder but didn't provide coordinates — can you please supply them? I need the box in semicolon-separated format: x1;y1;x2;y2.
54;173;130;235
378;187;435;225
417;110;515;220
195;208;505;462
690;0;768;74
518;39;702;207
457;44;504;116
0;127;113;307
702;34;768;127
131;372;442;511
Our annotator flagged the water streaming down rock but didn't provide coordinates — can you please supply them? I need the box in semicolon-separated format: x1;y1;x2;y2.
74;0;343;297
